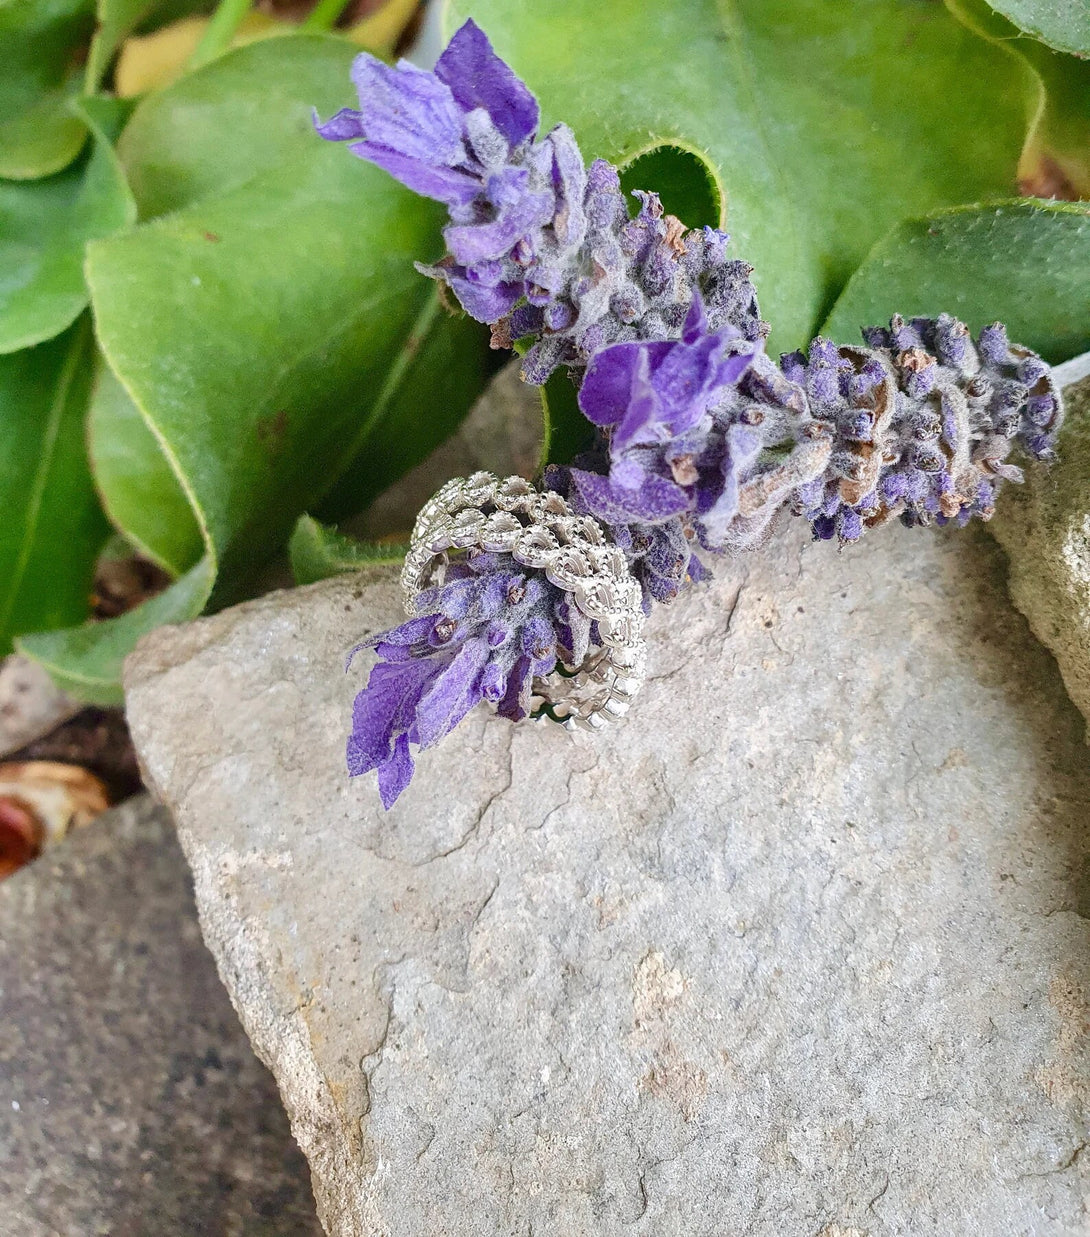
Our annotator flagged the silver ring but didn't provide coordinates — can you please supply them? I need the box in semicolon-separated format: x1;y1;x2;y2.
402;472;646;729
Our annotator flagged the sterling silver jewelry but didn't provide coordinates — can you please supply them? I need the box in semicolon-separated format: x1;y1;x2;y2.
402;471;646;729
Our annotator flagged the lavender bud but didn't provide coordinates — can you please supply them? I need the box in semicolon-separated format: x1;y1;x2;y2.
791;317;1063;543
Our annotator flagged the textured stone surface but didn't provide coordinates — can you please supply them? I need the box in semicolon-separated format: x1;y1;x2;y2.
0;795;322;1237
994;372;1090;738
0;656;75;759
124;523;1090;1236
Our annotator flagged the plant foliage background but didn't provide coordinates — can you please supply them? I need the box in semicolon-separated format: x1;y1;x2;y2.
2;0;1088;702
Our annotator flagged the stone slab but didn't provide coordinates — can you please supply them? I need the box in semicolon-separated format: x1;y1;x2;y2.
0;656;75;760
0;795;323;1237
994;373;1090;738
124;523;1090;1236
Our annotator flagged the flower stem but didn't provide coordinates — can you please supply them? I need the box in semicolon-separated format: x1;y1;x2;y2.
188;0;252;70
302;0;352;31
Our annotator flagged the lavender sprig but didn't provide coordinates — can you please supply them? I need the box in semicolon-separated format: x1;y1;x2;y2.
786;315;1063;542
348;551;590;806
320;19;1064;807
316;19;765;384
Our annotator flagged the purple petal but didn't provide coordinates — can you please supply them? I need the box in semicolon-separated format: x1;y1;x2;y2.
376;732;415;808
570;467;690;524
348;142;481;205
428;264;524;322
716;345;756;387
578;342;643;426
370;641;417;663
651;334;728;431
443;166;554;265
347;659;433;775
414;639;490;748
351;54;466;164
366;613;439;648
681;290;708;344
496;653;533;721
313;107;366;142
435;19;539;147
614;349;663;449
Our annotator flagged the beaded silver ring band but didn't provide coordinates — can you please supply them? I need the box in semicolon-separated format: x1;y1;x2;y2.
401;471;647;730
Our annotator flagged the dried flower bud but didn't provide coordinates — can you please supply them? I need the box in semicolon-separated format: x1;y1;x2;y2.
791;315;1062;542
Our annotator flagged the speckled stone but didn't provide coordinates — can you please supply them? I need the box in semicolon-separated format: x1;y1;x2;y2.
124;518;1090;1237
0;795;323;1237
0;656;74;760
993;372;1090;737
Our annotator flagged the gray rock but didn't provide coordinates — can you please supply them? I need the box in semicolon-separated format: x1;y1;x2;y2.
123;524;1090;1236
0;795;323;1237
0;655;76;759
993;372;1090;737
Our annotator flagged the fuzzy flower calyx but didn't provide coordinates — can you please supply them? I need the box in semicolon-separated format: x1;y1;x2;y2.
569;295;831;553
787;315;1064;542
347;551;576;807
316;20;765;382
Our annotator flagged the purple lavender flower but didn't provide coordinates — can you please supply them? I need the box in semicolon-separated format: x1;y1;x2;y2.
317;21;765;381
565;295;831;553
787;315;1064;543
348;550;588;806
315;20;537;203
316;20;573;323
509;179;766;385
326;16;1070;816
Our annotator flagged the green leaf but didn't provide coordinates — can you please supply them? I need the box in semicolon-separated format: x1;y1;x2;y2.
0;97;136;354
821;200;1090;365
315;288;502;520
289;516;405;586
617;144;722;232
18;557;215;705
34;36;493;701
0;0;94;179
87;354;204;576
116;32;365;219
90;110;441;587
982;0;1090;55
0;317;110;655
0;94;88;183
448;0;1029;353
947;0;1090;199
539;367;594;469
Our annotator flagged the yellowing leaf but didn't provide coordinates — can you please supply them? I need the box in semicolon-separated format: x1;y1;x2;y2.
115;11;289;96
347;0;420;55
